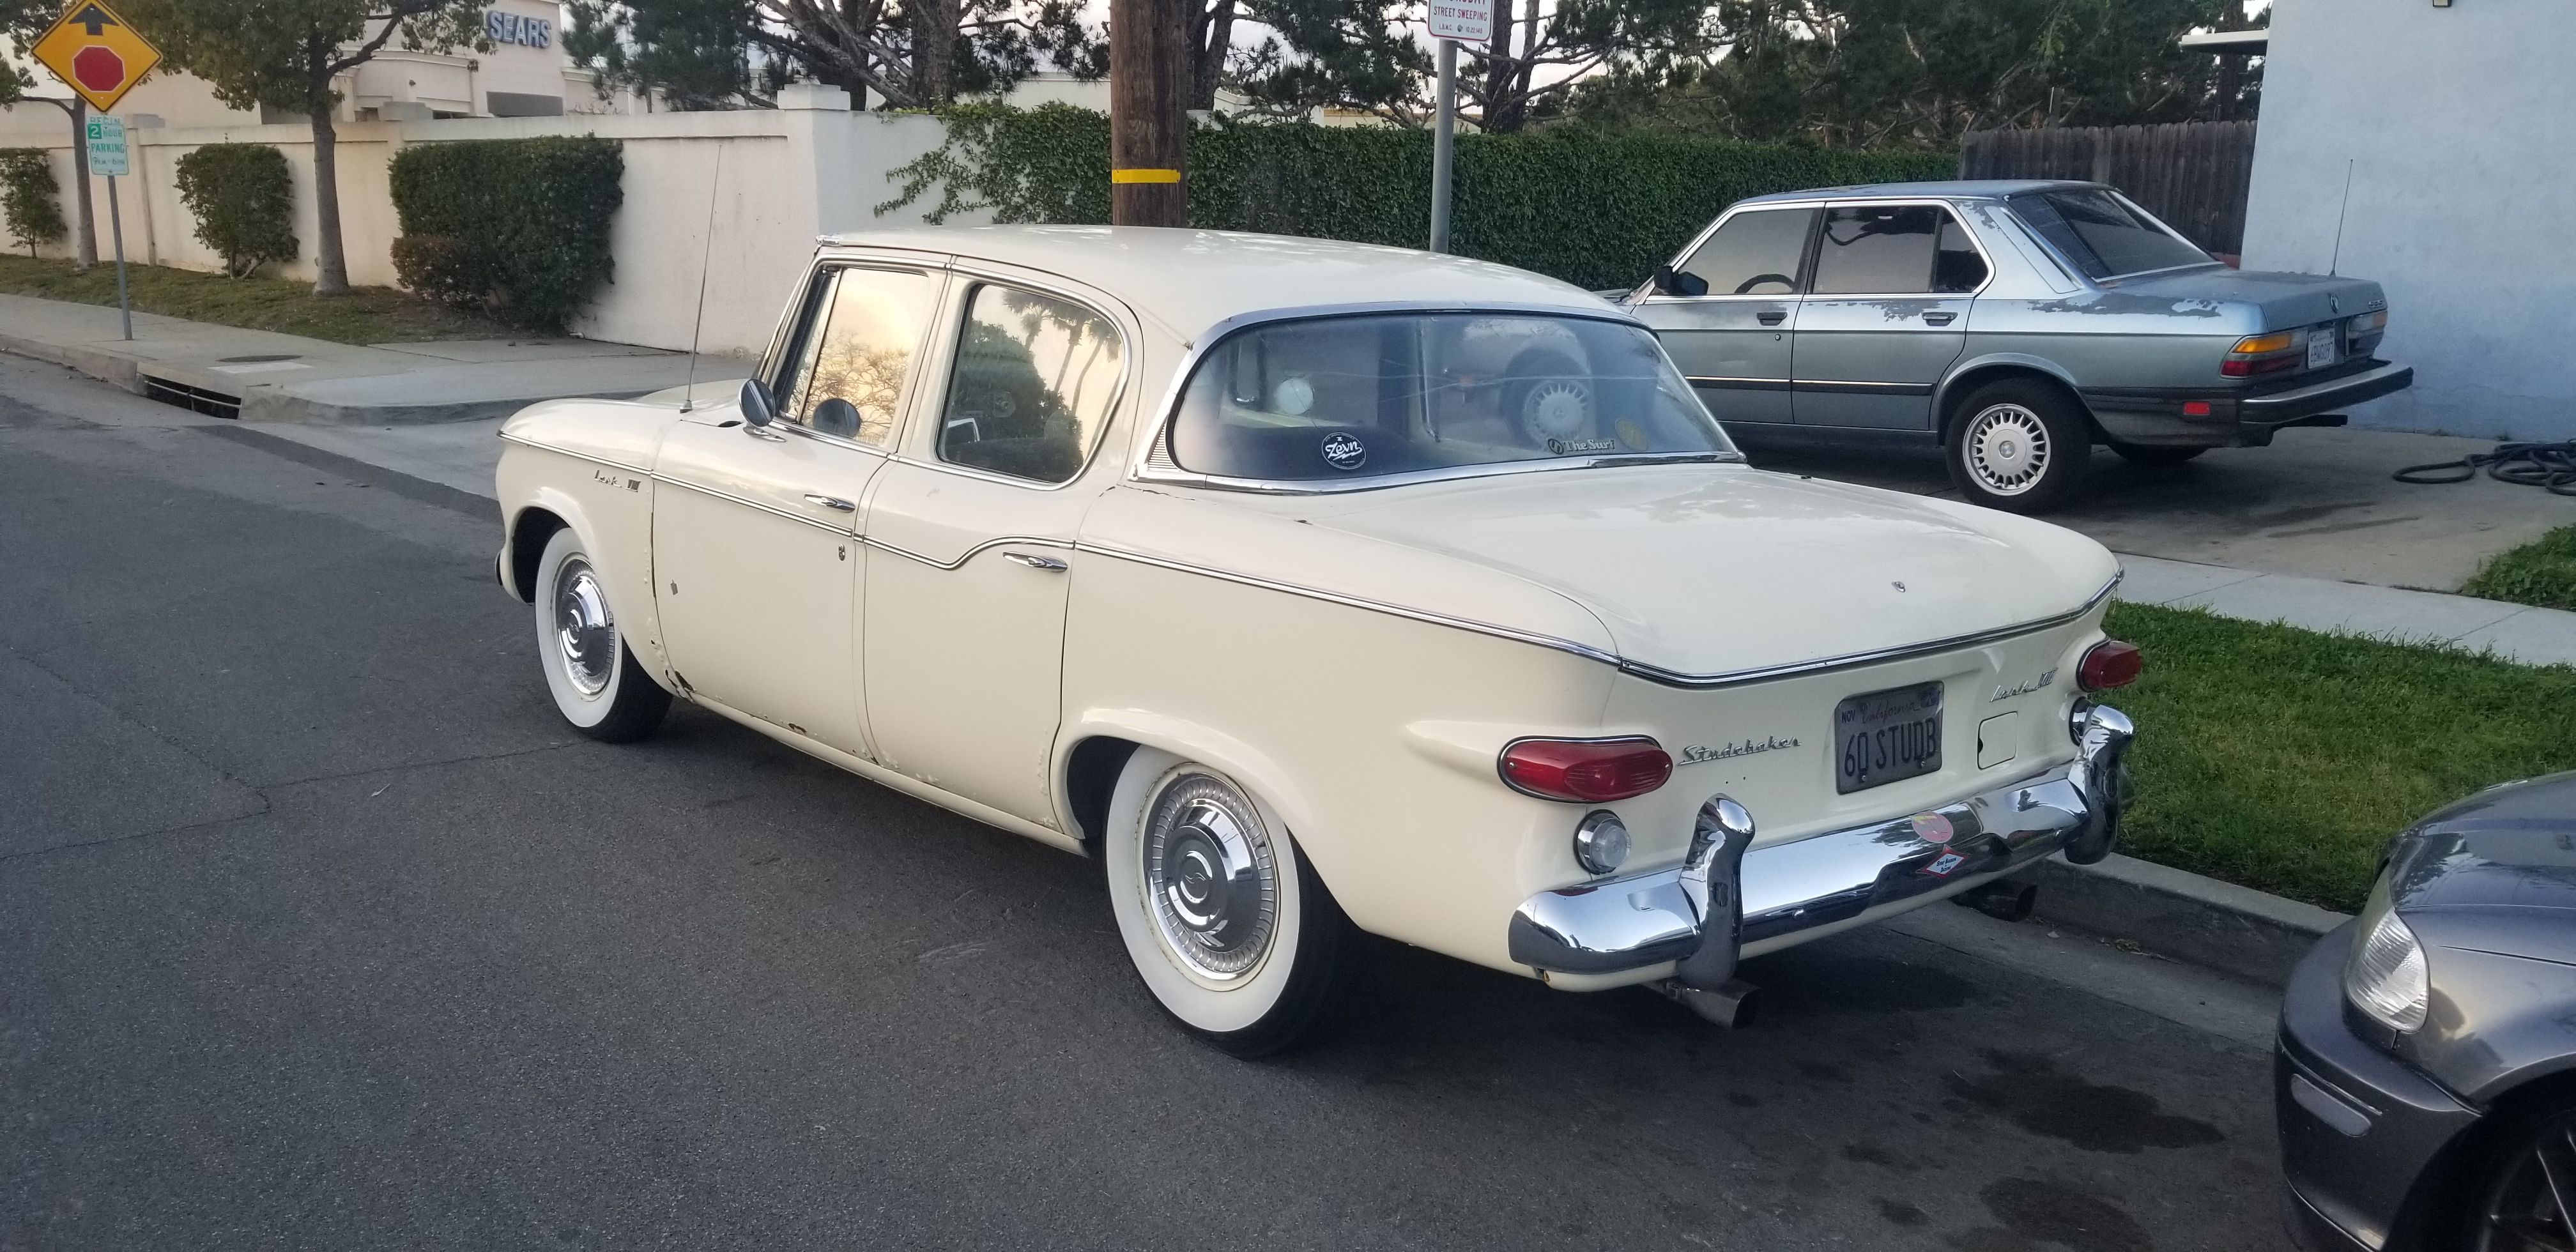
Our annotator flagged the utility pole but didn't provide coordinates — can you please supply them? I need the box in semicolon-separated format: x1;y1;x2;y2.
1108;0;1187;226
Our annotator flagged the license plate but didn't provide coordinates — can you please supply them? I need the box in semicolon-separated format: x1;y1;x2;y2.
2307;326;2340;369
1834;682;1944;794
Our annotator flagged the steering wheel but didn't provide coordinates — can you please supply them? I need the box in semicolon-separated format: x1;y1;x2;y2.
1734;273;1795;295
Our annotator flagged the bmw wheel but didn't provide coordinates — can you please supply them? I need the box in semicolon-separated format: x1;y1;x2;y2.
532;526;671;744
2464;1099;2576;1251
1103;748;1350;1057
1945;379;2092;513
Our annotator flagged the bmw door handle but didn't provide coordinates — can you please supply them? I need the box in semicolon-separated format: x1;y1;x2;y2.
1003;551;1068;571
1923;312;1957;326
802;494;856;512
1756;311;1787;326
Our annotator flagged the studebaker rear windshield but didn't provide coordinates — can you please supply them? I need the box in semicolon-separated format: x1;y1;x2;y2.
2008;188;2217;280
1167;313;1735;483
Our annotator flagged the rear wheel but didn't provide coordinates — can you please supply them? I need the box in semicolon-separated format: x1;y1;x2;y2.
532;527;671;744
1944;379;2092;513
1103;748;1350;1058
2108;441;2209;466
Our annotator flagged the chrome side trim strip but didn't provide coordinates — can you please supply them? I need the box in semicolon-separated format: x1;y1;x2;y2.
498;431;652;477
653;474;853;537
864;532;1073;571
1075;542;1625;667
1080;545;2120;689
1616;574;2120;689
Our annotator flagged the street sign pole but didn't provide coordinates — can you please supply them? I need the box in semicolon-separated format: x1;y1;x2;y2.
106;171;129;340
1425;0;1489;254
1430;39;1456;254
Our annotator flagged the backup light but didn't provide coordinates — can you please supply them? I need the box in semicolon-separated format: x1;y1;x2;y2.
1500;737;1673;802
1572;811;1632;875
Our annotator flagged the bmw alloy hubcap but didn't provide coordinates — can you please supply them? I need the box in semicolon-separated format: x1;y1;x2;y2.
1144;774;1278;981
553;558;616;697
1966;404;2051;496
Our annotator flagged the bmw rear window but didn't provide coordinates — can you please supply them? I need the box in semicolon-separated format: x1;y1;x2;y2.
2009;189;2215;280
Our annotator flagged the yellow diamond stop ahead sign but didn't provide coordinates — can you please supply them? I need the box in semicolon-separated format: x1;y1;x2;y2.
32;0;163;113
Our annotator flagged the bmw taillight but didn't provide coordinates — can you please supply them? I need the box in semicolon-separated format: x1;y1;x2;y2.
2078;640;2142;691
1499;737;1673;802
2221;331;2302;378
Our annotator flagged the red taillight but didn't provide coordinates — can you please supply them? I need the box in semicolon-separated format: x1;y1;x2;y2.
1499;737;1673;802
2078;640;2142;691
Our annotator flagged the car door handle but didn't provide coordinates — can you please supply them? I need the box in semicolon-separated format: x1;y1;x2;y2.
802;494;856;512
1002;551;1068;571
1756;311;1787;326
1923;312;1957;326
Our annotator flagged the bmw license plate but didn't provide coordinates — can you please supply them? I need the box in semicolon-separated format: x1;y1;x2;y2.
2307;326;2340;370
1834;682;1944;794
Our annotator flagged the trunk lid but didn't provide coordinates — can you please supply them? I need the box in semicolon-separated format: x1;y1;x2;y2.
2113;268;2388;335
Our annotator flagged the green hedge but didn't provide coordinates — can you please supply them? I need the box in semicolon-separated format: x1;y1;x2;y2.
0;149;65;258
389;137;623;333
175;144;297;279
881;105;1959;291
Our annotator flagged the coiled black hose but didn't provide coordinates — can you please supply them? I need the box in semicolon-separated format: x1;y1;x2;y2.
2394;440;2576;496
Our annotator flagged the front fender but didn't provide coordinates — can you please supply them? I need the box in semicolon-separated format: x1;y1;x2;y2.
496;439;666;678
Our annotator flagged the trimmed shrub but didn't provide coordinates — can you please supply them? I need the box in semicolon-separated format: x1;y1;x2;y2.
174;144;298;279
389;137;623;333
882;105;1960;291
0;148;66;258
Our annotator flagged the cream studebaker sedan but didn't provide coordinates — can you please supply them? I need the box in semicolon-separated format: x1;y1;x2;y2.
494;226;2138;1057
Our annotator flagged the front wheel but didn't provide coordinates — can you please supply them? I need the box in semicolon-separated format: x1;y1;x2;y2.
532;527;671;744
1944;379;2093;513
2461;1098;2576;1250
1103;749;1350;1058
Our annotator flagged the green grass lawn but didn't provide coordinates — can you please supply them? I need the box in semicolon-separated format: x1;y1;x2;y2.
2104;602;2576;913
0;253;518;344
2462;524;2576;612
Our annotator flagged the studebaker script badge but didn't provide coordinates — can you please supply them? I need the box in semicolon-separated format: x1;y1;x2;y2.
1991;669;2057;702
1678;735;1800;765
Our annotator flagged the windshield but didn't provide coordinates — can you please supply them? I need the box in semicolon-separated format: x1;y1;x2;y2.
2009;188;2216;280
1167;313;1736;483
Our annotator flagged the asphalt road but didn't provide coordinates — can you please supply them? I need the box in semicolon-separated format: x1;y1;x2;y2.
1;356;2296;1251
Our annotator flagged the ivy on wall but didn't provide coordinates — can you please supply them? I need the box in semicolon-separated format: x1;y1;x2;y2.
389;137;624;333
0;149;66;259
174;144;299;279
880;104;1959;291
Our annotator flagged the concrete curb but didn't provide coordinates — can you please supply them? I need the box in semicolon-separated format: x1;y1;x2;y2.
2022;852;2351;988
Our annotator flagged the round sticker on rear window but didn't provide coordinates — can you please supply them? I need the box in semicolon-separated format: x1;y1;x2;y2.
1320;431;1367;471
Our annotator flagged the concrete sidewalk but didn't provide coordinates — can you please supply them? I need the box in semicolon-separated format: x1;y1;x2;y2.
2120;552;2576;666
0;292;746;424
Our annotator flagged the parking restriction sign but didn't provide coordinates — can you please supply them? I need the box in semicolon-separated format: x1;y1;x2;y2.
1428;0;1491;42
32;0;163;114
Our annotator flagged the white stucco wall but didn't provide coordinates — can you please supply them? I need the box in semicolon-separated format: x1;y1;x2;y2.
2242;0;2576;439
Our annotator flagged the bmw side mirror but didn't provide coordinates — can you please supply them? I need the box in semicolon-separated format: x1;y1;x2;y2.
1653;266;1708;298
739;377;776;427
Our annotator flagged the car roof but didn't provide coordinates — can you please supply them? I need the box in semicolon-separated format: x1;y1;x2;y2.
1731;179;2102;207
819;225;1618;342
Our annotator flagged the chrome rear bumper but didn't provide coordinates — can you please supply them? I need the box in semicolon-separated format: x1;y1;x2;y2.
1508;705;2134;979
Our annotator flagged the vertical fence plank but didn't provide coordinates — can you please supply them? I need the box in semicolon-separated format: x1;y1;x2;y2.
1958;121;2257;254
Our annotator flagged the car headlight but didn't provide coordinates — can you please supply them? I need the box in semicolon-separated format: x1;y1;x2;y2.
2344;873;2430;1032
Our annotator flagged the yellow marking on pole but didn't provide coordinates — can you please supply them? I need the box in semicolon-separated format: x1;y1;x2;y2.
1110;168;1183;184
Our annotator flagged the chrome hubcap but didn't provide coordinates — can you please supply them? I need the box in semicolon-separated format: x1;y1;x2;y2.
1965;404;2051;495
1144;774;1278;981
553;558;615;697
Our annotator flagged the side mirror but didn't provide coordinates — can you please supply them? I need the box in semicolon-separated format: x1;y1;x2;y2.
1653;265;1708;298
739;377;776;427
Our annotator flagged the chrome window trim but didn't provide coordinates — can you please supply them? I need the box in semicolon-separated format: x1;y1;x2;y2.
1800;199;1997;301
1083;539;2126;690
914;264;1137;494
1637;202;1824;305
760;257;954;439
1125;300;1742;496
779;417;895;459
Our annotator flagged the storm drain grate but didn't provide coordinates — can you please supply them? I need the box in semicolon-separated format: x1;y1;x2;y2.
143;375;243;420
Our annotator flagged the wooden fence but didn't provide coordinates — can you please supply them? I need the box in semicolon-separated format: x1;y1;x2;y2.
1960;121;2258;256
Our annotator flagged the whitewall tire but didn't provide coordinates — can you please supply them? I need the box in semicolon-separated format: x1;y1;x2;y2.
1103;748;1349;1057
532;526;671;744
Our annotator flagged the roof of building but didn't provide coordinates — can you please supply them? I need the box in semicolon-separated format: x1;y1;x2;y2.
820;225;1614;342
2178;28;2268;54
1731;179;2103;206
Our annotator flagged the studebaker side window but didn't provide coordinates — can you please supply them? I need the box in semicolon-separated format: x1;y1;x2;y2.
1167;313;1733;482
775;266;940;446
1678;207;1814;297
935;284;1126;485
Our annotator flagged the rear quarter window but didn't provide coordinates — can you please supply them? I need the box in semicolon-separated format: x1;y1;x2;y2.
2009;189;2214;280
